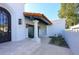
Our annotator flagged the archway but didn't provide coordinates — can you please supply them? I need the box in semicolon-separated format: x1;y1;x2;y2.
0;7;11;43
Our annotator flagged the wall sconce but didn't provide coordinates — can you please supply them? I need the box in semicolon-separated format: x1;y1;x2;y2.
19;19;22;25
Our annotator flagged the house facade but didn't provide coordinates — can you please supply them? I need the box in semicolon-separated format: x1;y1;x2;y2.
0;3;26;43
0;3;65;43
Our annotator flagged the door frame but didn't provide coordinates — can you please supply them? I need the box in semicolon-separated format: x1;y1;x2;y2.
27;24;39;38
0;7;11;43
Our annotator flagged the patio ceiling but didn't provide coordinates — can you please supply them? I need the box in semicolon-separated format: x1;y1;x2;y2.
23;12;52;25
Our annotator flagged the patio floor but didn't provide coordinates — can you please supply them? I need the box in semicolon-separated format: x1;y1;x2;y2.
32;38;73;55
0;39;40;55
0;38;73;55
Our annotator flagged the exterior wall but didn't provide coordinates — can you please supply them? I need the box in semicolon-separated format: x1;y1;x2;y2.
25;18;33;38
47;19;65;36
25;18;47;38
39;23;47;37
64;31;79;54
0;3;26;41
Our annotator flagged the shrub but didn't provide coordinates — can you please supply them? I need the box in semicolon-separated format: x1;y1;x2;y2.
49;34;69;48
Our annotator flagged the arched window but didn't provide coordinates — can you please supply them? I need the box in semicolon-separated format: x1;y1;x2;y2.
0;7;11;43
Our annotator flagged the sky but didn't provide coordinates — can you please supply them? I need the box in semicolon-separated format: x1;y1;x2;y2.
24;3;60;20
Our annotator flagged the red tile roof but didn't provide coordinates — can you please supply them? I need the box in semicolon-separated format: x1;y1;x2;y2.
23;12;52;25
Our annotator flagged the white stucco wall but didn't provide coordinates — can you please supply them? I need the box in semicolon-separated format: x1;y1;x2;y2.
47;19;66;36
0;3;26;41
25;18;47;38
39;23;47;37
9;3;26;41
64;31;79;54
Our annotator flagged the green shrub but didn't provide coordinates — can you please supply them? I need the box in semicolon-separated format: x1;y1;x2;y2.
49;35;69;48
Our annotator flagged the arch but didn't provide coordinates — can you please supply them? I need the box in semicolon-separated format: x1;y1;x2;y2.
0;3;14;17
0;3;17;42
0;6;11;42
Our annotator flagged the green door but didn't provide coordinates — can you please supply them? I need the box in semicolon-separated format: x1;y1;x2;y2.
28;25;39;38
28;26;34;38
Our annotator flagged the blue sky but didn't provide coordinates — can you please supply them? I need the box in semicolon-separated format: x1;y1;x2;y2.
24;3;60;20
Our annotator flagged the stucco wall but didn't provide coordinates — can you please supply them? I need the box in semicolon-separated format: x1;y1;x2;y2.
47;19;65;36
25;18;47;38
0;3;26;41
9;3;26;41
64;31;79;54
25;18;65;38
39;23;47;37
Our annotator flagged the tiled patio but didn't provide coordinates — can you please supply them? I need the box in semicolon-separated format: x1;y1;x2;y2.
32;44;73;55
0;38;73;55
0;39;40;55
32;38;73;55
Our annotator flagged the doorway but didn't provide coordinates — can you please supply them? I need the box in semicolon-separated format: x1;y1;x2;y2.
0;7;11;43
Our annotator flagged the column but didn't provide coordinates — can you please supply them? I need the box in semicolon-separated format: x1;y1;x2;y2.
33;20;40;43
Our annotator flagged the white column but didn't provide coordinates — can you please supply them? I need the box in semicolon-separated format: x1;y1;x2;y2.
33;20;41;43
34;20;38;38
